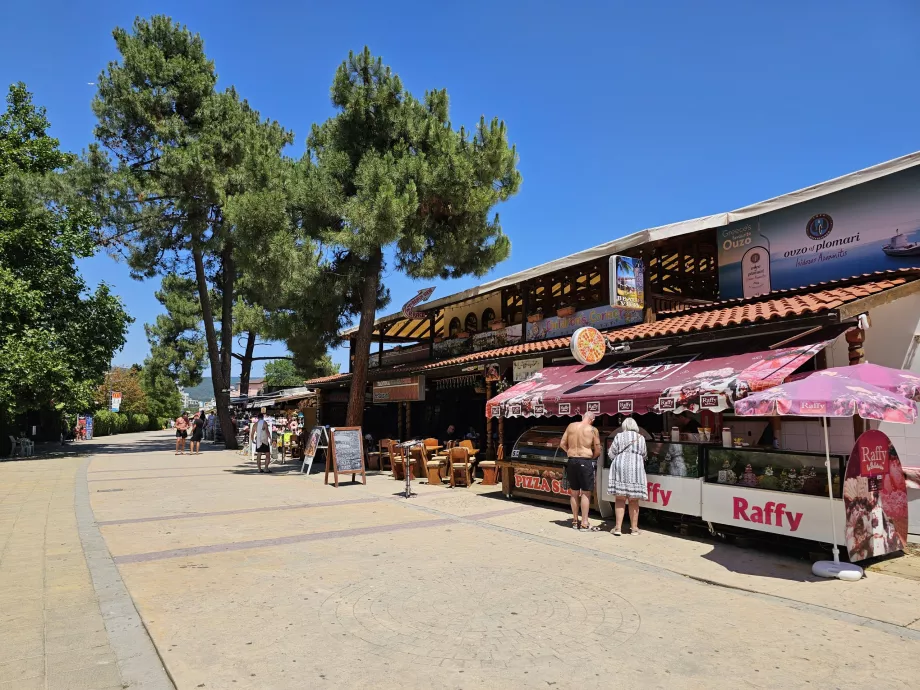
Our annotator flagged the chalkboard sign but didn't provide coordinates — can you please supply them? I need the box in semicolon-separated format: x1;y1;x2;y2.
325;426;367;487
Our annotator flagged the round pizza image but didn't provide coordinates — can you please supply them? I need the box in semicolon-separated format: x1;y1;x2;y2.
571;327;607;365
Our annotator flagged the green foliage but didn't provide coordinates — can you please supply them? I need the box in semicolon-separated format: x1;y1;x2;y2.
91;410;157;436
145;273;206;388
262;359;303;388
85;15;299;447
302;47;521;280
297;47;521;423
95;365;147;414
0;83;131;418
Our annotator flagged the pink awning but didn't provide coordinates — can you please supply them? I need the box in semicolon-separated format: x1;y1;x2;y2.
486;342;827;419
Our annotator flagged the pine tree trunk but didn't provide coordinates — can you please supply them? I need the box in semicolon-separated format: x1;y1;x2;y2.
239;330;256;397
346;249;382;427
192;246;238;450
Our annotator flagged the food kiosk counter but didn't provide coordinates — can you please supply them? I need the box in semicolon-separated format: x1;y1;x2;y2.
500;426;615;517
502;427;849;544
601;440;705;516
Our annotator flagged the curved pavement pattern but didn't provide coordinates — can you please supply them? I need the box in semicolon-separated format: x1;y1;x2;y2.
3;430;920;688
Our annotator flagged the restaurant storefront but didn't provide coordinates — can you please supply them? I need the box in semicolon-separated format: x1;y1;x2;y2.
308;152;920;543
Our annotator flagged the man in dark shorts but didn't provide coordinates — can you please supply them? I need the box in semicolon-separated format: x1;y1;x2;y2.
174;412;189;455
189;411;204;455
560;411;602;531
250;412;273;473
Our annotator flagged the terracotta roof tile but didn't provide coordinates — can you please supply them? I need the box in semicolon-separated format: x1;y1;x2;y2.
305;273;915;385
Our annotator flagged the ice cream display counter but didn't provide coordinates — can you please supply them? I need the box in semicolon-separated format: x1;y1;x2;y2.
502;426;848;544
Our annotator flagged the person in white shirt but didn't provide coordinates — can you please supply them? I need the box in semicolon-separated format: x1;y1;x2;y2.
250;412;273;473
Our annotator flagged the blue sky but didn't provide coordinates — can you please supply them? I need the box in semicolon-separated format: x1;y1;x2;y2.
3;1;919;376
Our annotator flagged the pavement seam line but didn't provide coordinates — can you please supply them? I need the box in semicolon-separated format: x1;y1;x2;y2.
75;455;176;689
375;492;920;642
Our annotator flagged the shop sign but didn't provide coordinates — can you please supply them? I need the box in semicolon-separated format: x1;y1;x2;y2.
699;394;721;410
372;376;425;402
570;326;607;365
111;391;122;413
609;255;645;310
844;430;907;562
513;357;543;381
461;363;484;373
472;324;522;352
602;474;702;516
718;165;920;299
433;324;523;359
484;362;501;382
701;483;845;544
617;399;633;414
658;397;676;411
513;465;571;497
527;305;642;341
368;344;429;369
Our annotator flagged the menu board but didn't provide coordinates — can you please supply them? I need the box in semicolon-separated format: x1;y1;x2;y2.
325;426;366;487
305;427;323;461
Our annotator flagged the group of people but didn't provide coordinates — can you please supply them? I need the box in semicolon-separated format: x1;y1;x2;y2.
560;412;654;535
173;410;205;455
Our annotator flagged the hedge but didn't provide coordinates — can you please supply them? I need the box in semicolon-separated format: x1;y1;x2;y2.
91;411;167;436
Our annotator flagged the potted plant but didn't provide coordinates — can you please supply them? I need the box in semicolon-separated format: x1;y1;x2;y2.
556;304;576;318
527;308;543;324
490;318;506;331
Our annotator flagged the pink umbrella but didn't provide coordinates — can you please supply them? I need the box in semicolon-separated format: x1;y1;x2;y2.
733;375;918;423
795;363;920;403
734;375;917;580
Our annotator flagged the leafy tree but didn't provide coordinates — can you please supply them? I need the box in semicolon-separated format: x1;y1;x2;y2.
95;366;147;414
263;354;339;388
300;48;521;425
262;359;303;388
138;364;181;420
145;273;206;388
86;16;294;448
0;83;130;423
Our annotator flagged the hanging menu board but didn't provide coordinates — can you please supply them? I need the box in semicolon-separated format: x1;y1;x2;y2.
325;426;367;487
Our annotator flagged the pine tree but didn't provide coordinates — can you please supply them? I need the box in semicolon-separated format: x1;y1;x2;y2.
301;48;521;425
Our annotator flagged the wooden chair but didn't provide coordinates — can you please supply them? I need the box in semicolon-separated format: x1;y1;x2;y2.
480;444;502;486
407;445;438;485
460;439;474;451
390;444;408;481
378;439;394;472
448;446;474;488
423;437;439;449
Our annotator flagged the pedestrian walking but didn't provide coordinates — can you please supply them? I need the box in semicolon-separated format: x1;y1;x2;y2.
189;412;204;455
608;417;648;536
250;412;273;473
174;412;190;455
559;411;602;531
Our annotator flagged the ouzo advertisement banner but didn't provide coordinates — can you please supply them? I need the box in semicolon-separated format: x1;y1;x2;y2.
718;165;920;299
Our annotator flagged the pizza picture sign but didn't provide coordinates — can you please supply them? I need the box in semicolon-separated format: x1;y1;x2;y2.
571;327;607;365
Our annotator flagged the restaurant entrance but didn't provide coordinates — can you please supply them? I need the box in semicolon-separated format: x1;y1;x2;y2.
423;374;487;444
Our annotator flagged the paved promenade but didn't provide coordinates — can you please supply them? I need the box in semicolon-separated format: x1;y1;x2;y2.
3;430;920;689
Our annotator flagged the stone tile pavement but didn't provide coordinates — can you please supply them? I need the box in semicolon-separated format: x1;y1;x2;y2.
5;430;920;688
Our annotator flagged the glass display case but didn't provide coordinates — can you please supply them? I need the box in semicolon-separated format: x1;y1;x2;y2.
510;426;567;464
706;447;845;498
601;438;701;478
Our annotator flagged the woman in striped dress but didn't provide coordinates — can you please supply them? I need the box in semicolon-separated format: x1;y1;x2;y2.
607;418;648;536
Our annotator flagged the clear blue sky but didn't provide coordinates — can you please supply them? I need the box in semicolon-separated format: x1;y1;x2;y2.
3;1;918;376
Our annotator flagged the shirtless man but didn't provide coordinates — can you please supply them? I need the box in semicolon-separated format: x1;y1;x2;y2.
559;411;602;531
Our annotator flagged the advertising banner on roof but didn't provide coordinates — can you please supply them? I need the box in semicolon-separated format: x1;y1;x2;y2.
718;166;920;299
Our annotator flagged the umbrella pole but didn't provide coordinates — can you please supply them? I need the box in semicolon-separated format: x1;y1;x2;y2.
812;417;862;580
822;416;840;563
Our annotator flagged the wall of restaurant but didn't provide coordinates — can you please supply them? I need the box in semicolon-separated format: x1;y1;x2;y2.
442;293;503;334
